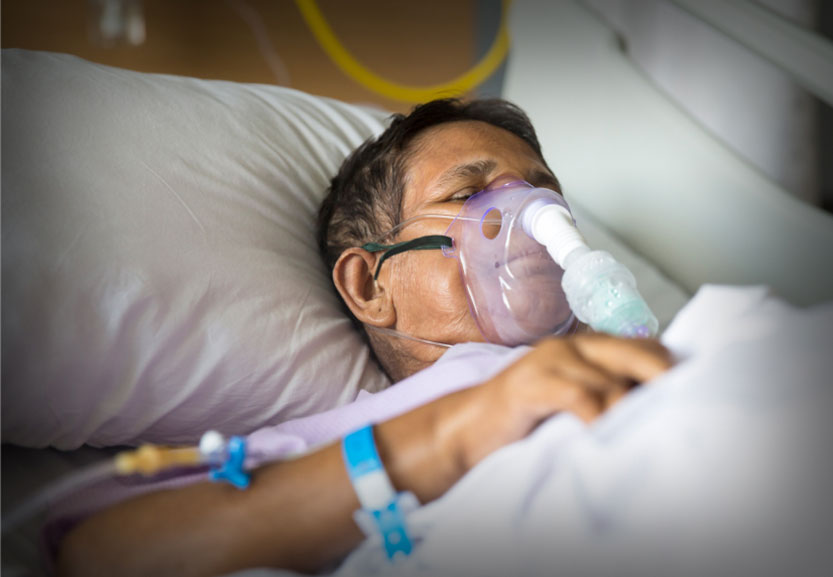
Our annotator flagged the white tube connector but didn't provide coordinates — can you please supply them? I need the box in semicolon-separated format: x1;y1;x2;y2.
199;430;227;462
521;199;588;268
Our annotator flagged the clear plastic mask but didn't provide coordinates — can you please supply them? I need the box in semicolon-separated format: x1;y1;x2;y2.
363;181;576;347
441;180;575;345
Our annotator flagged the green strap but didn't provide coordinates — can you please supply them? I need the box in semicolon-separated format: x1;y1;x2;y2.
361;235;453;280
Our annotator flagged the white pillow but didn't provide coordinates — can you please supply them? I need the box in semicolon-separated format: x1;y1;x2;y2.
1;50;690;450
1;50;392;449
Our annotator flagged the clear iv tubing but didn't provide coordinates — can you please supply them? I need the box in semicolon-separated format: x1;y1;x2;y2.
1;459;119;534
1;436;224;535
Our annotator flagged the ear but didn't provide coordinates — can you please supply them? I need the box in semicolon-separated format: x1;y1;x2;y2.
332;247;396;327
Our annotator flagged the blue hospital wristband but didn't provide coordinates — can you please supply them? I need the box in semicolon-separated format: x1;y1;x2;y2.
342;425;415;561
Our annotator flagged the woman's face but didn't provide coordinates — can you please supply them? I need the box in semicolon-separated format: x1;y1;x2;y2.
379;120;561;353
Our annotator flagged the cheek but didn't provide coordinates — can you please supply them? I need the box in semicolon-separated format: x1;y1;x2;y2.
392;252;472;323
432;255;470;314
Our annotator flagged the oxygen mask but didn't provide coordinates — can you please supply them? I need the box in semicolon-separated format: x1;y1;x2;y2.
362;180;658;347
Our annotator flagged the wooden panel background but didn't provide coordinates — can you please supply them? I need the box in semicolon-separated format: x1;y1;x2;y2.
2;0;482;113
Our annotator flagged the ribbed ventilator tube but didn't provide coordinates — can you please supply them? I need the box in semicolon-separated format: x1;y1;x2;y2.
521;199;659;338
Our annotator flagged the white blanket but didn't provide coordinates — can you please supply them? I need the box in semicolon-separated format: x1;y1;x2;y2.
241;285;833;577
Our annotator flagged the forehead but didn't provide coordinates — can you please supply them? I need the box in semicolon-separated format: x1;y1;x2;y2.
401;120;549;216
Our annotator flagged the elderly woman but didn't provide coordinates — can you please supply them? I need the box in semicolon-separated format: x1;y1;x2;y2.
58;99;671;577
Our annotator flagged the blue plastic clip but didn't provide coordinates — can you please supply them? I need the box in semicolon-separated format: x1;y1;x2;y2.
209;436;250;489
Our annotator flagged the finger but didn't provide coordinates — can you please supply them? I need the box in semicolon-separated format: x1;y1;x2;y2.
558;382;606;423
568;388;606;423
520;376;605;424
532;339;631;393
572;334;673;383
601;384;628;412
545;375;626;421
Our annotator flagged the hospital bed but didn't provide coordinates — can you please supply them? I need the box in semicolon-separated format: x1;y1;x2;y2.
504;0;833;307
2;1;832;575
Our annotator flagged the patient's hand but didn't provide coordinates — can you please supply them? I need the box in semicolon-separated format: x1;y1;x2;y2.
432;334;672;473
58;335;671;577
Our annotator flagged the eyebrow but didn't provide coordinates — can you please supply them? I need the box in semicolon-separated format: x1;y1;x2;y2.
435;159;498;189
528;169;561;192
434;160;560;195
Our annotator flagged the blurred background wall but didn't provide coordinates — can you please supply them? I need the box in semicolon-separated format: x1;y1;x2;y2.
1;0;508;113
3;0;830;211
583;0;832;211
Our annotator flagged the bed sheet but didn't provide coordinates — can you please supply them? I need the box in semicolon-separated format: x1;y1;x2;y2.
226;285;833;577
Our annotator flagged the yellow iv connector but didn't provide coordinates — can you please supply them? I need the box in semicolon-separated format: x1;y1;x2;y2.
114;445;204;476
2;433;238;536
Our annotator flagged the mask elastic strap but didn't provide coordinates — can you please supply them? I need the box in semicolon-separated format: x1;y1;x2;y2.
362;235;452;280
366;325;453;349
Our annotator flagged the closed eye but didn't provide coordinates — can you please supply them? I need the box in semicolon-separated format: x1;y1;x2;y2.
448;187;478;201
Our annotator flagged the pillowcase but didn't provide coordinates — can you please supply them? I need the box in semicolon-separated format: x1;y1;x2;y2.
1;49;690;450
2;49;392;449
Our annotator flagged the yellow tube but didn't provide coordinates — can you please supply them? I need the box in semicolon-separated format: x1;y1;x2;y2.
114;445;203;476
295;0;512;103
